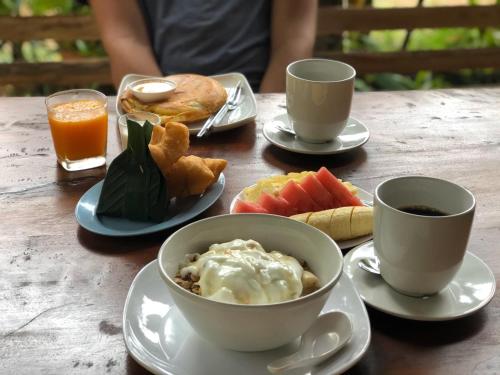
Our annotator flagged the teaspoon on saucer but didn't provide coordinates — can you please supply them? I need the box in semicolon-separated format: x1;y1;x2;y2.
358;256;381;275
271;122;335;144
273;122;297;136
267;311;352;374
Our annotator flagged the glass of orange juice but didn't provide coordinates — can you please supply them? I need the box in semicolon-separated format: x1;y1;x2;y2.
46;89;108;171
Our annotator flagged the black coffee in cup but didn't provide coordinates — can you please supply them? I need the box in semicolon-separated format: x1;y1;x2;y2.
398;205;447;216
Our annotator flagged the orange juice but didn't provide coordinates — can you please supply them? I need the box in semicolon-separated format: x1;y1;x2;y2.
48;99;107;163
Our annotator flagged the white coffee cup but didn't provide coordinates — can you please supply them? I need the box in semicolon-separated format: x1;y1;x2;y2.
286;59;355;143
373;176;475;297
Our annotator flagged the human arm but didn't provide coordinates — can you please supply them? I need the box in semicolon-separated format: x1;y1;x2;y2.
89;0;162;88
259;0;318;93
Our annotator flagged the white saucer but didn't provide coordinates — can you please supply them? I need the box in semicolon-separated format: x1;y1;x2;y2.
263;114;369;155
344;241;496;321
123;260;371;375
229;186;374;250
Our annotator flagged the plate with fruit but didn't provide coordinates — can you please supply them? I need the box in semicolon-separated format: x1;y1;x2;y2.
230;167;373;250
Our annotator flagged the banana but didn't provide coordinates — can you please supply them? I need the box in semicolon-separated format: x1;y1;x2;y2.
291;206;373;241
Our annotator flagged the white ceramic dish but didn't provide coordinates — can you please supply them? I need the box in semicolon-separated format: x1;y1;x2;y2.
229;186;374;250
344;241;496;321
123;260;371;375
116;72;257;135
157;214;343;351
128;78;177;103
263;114;369;155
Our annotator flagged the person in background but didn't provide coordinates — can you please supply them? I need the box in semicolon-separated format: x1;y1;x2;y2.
90;0;318;93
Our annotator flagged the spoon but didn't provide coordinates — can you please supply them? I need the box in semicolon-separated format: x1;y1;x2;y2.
273;121;296;136
267;311;352;374
358;256;381;275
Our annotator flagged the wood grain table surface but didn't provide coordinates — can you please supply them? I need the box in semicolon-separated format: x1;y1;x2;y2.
1;89;499;375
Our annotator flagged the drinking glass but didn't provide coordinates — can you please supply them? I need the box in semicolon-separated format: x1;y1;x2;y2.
46;89;108;171
117;111;162;150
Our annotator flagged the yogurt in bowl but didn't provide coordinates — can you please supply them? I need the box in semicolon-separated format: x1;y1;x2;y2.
158;214;343;351
175;238;321;305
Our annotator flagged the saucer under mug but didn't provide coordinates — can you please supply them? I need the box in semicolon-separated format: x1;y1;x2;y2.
343;241;496;321
263;113;369;155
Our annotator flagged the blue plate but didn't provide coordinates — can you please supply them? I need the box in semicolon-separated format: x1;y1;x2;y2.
75;173;225;237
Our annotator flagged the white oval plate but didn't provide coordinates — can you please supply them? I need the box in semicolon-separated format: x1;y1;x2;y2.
123;260;371;375
75;174;225;237
116;72;257;135
229;185;373;250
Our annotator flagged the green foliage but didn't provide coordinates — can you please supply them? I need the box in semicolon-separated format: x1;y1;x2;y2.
0;0;108;96
346;24;500;91
346;30;407;52
21;40;61;62
74;40;107;57
26;0;74;15
0;0;18;15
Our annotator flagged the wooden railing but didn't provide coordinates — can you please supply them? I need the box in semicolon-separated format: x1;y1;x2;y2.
0;4;499;87
0;15;110;86
315;5;500;74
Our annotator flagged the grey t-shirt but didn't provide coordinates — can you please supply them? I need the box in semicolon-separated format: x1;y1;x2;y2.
139;0;271;92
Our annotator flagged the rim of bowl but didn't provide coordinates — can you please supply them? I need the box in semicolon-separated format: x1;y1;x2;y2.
157;213;344;310
118;111;162;127
375;175;476;219
128;78;177;93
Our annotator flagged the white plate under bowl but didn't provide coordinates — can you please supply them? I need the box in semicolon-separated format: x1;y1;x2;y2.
123;260;371;375
263;114;369;155
116;72;257;135
344;241;496;321
229;185;373;250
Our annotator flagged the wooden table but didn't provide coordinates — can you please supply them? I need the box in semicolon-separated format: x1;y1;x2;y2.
1;89;499;374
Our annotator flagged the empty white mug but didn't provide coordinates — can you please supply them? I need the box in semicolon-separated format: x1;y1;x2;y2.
373;176;475;297
286;59;355;143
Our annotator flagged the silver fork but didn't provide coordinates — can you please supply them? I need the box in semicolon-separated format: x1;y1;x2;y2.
228;84;242;111
197;81;242;137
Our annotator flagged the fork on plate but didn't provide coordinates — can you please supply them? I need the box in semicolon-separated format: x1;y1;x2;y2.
197;81;242;138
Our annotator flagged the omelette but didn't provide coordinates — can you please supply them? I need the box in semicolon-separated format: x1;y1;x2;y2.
121;74;228;124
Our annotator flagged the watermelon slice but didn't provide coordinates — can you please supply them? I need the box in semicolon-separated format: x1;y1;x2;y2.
258;192;296;216
316;167;363;206
299;174;336;210
279;180;322;214
233;199;269;214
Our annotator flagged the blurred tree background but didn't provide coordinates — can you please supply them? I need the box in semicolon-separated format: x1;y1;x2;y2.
343;0;500;91
0;0;112;96
1;0;499;95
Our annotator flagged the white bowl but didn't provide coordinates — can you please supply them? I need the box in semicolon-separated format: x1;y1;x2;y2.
157;214;343;351
128;78;176;103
